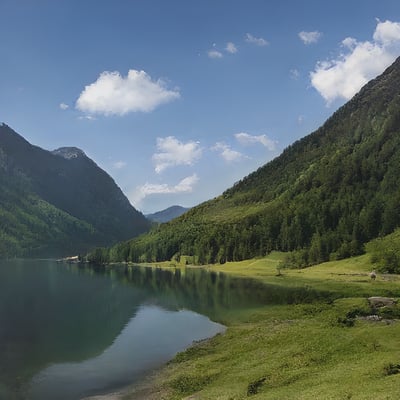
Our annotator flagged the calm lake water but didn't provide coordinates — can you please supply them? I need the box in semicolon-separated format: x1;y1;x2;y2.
0;259;326;400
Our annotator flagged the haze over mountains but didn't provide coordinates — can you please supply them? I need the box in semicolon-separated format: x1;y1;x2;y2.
89;56;400;265
0;124;150;257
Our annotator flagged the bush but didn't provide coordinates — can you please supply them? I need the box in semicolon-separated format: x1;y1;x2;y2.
366;229;400;273
170;373;214;395
384;363;400;376
247;377;267;396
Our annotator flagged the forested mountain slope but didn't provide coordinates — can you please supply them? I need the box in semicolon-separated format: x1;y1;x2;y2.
89;57;400;265
0;124;150;257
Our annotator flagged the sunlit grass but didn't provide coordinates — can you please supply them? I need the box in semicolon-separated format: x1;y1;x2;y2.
208;253;400;298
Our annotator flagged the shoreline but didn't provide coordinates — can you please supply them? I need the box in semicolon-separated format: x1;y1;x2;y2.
81;379;156;400
81;338;216;400
80;329;225;400
82;253;400;399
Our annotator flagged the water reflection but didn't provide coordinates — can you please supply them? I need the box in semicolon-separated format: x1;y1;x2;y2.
85;263;329;320
29;306;223;400
0;259;143;400
0;260;329;400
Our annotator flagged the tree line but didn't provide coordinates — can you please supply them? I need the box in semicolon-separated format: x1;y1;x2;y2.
88;61;400;267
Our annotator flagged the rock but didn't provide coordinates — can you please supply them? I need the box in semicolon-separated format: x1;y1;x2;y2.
369;271;377;280
364;315;382;321
368;297;397;308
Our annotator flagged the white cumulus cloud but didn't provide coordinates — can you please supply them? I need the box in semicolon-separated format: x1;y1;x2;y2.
131;174;199;206
373;19;400;45
235;132;276;151
310;20;400;105
152;136;202;173
245;33;268;46
59;102;69;110
208;49;223;59
298;31;322;45
212;142;245;162
226;42;238;54
76;69;180;116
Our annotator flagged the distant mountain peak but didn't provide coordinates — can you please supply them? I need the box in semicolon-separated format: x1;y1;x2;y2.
146;205;190;223
0;125;150;257
52;147;87;160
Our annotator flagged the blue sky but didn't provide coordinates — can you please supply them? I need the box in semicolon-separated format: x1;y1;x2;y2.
1;0;400;213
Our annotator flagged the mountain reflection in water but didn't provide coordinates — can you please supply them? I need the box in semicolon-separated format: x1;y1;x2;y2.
0;260;327;400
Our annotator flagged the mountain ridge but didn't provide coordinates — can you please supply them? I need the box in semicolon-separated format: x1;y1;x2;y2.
0;124;151;257
88;56;400;265
52;147;87;159
146;205;190;223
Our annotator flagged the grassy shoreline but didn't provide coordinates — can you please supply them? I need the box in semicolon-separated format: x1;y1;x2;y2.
92;253;400;400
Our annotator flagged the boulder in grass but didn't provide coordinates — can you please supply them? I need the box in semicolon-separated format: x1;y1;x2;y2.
368;297;397;308
369;271;377;280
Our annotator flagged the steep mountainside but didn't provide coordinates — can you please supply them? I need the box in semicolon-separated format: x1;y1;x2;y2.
89;57;400;265
146;206;190;223
0;124;150;257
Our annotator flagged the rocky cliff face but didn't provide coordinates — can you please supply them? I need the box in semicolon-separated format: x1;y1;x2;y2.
52;147;87;160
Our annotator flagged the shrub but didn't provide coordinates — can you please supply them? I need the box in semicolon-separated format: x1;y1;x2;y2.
247;377;266;396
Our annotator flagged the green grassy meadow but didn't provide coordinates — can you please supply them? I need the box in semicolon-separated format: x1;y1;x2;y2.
123;253;400;400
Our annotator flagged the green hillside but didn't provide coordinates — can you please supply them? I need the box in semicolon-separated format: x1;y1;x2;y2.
0;124;151;257
89;56;400;266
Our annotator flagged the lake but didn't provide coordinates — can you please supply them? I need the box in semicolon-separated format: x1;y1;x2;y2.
0;259;326;400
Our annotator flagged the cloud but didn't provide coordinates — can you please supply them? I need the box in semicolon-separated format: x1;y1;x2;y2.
152;136;202;173
212;142;245;162
235;132;276;151
245;33;268;46
78;115;96;121
373;19;400;45
341;37;358;49
290;69;300;80
298;31;322;45
76;69;180;116
208;50;223;59
310;20;400;104
59;103;69;110
112;161;127;169
226;42;238;54
208;42;238;58
131;174;199;205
